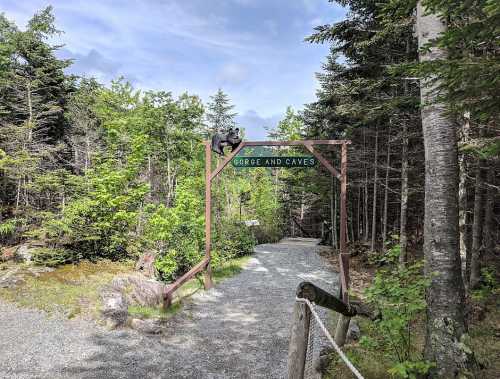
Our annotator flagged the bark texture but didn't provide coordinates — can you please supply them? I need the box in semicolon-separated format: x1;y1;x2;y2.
416;3;471;377
469;159;485;289
370;129;379;251
458;113;470;278
400;121;409;264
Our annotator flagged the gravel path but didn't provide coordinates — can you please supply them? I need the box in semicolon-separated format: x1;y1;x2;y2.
0;238;338;379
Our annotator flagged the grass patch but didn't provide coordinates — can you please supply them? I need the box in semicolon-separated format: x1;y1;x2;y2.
127;255;253;322
213;256;251;282
128;303;181;319
0;255;251;322
0;259;133;318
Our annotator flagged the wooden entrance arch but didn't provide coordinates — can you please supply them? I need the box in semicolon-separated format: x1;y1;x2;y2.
164;139;351;306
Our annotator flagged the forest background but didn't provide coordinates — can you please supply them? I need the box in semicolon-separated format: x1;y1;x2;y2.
0;1;499;378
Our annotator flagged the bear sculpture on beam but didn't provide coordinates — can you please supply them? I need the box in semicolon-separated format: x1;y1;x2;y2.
211;128;242;156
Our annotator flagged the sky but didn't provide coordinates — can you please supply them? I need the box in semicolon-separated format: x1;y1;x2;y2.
1;0;346;139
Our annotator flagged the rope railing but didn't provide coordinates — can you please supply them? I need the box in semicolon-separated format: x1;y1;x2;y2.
296;297;364;379
287;281;365;379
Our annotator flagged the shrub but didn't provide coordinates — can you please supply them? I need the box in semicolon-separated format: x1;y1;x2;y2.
31;248;79;267
154;234;203;282
213;221;256;261
361;242;434;378
153;219;256;283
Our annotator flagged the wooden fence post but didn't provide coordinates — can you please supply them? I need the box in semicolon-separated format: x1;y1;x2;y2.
287;300;311;379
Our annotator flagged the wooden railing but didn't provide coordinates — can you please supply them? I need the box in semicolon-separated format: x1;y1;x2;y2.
163;257;210;307
288;281;372;379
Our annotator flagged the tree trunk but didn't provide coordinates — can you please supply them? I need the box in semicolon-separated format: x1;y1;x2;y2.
400;121;409;264
458;112;470;279
382;140;391;245
363;128;369;242
482;167;495;257
356;186;361;240
469;158;485;289
370;129;379;251
417;3;471;376
333;177;338;249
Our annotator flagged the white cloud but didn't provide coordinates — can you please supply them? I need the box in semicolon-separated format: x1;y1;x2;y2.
217;63;249;86
236;110;282;140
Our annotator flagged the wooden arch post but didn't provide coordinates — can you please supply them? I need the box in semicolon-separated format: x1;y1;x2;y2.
164;139;351;308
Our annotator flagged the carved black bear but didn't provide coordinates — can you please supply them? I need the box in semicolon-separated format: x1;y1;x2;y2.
211;128;242;156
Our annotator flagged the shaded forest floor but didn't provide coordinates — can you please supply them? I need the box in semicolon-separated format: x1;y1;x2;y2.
320;244;500;379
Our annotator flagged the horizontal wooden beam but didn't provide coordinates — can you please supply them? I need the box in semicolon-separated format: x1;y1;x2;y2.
304;143;341;179
296;281;356;317
243;140;351;146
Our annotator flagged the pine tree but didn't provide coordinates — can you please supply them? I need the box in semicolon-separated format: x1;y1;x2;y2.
205;88;237;134
0;7;71;214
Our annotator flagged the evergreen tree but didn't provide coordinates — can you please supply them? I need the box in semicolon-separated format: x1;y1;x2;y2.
0;7;71;216
205;88;237;134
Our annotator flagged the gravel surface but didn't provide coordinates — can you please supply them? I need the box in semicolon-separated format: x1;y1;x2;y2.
0;238;338;379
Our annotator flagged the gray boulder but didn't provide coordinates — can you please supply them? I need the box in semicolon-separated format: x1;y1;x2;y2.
111;274;167;309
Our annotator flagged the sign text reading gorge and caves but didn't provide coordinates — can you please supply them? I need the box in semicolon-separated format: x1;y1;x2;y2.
232;156;317;168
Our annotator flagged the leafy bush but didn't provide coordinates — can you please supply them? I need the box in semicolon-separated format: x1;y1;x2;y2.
154;234;203;282
361;242;434;378
213;221;256;261
31;248;79;267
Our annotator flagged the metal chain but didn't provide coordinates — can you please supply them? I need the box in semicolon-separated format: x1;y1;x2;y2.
296;297;365;379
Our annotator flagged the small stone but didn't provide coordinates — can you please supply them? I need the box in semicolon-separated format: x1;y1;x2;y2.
347;319;361;341
16;244;33;263
130;318;163;334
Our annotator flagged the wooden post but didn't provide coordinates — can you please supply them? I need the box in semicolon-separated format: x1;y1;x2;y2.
287;300;311;379
204;142;213;290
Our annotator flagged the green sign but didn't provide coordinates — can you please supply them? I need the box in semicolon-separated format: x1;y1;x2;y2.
232;156;317;168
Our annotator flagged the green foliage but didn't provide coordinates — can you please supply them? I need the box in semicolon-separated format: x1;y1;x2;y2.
31;247;78;267
471;268;498;301
0;218;19;236
361;242;433;378
0;9;277;282
213;221;257;262
387;360;435;379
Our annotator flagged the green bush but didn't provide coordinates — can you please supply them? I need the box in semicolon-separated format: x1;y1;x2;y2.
154;220;256;283
361;242;434;378
31;248;79;267
213;221;256;261
154;233;203;282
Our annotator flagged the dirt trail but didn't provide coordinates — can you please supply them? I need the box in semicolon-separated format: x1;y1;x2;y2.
0;238;337;379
